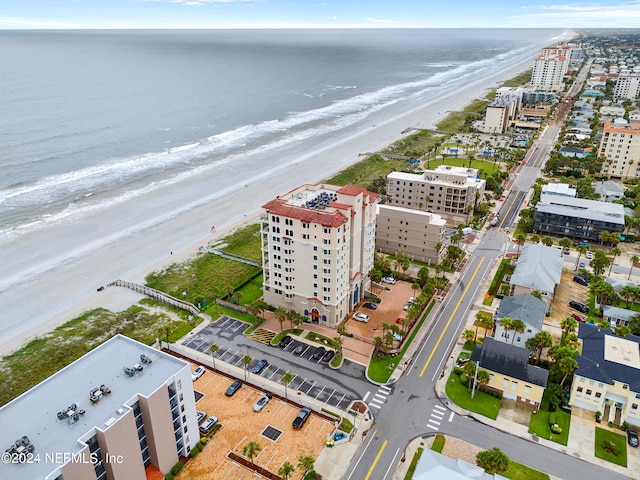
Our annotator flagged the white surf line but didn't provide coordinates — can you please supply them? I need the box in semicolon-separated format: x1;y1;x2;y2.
449;411;455;422
362;391;371;402
345;429;378;480
382;448;401;480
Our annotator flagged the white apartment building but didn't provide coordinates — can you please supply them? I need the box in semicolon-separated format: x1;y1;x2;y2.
375;204;445;264
386;166;486;226
261;183;378;327
530;44;572;92
0;335;199;480
483;95;518;134
614;74;640;102
599;121;640;179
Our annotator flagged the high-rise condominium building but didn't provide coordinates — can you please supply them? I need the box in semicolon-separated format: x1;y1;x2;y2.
614;74;640;102
530;44;572;92
261;183;378;327
598;121;640;179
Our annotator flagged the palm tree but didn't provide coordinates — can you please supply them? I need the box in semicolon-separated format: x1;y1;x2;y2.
286;309;299;331
542;236;554;247
298;455;316;475
533;330;552;365
560;317;578;340
241;354;253;381
510;319;526;345
599;230;611;246
629;255;639;280
620;285;636;308
278;461;295;480
243;441;262;465
476;369;491;391
513;233;525;256
608;246;621;276
275;307;287;332
412;282;421;298
373;336;383;356
530;234;540;244
281;371;293;399
559;237;572;250
463;329;475;344
575;245;587;270
210;343;219;370
558;356;579;386
499;317;514;343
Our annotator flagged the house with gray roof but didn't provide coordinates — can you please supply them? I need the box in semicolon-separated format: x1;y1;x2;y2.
509;243;563;301
533;193;625;242
494;294;546;348
569;323;640;427
593;180;625;202
413;448;507;480
603;305;638;328
470;337;549;409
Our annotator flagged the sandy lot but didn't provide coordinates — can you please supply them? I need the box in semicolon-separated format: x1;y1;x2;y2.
181;369;335;480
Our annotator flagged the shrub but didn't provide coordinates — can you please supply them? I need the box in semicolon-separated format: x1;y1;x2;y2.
194;442;203;452
171;461;184;475
549;413;557;425
453;366;464;375
190;449;199;458
165;475;174;480
200;437;208;445
459;373;468;386
601;440;619;456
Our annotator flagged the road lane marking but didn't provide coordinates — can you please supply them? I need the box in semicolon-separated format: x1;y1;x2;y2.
433;405;446;412
449;411;455;422
382;448;400;480
364;439;388;480
420;257;485;377
346;429;377;480
363;391;370;402
379;385;391;393
427;423;439;430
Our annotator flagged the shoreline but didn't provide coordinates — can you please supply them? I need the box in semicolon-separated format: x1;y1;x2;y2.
0;51;537;357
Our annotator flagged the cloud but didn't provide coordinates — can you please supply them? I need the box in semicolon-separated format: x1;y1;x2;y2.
365;17;397;24
517;1;640;23
142;0;253;5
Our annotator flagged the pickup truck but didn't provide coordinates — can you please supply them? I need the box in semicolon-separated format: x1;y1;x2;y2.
292;407;311;429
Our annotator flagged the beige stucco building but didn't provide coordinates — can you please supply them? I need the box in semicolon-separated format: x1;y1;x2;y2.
261;183;378;327
599;121;640;179
570;324;640;427
614;74;640;102
530;44;572;92
0;335;199;480
375;204;445;264
483;95;518;134
386;166;486;226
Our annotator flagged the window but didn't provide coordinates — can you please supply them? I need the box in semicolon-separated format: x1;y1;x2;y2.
503;379;509;388
511;381;517;391
576;387;583;396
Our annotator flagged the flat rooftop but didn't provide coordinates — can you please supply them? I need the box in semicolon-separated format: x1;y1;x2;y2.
604;335;640;369
0;335;188;480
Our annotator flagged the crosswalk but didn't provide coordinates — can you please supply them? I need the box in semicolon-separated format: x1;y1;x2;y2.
427;404;450;430
367;385;392;410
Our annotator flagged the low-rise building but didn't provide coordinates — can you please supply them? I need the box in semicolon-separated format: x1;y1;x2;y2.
375;204;445;264
494;294;546;348
570;323;640;427
509;243;563;302
386;166;486;226
533;194;625;241
603;305;637;328
594;180;625;202
470;337;549;409
0;335;199;480
541;183;577;198
413;449;501;479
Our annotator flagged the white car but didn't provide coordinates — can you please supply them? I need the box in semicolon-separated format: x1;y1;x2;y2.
253;393;273;412
192;366;205;381
585;251;594;259
353;313;369;323
381;276;396;284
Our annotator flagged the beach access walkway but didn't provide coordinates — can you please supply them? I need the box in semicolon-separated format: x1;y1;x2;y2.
107;279;200;316
207;248;261;268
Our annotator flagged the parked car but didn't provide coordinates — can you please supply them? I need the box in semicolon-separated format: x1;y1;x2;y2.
192;366;205;381
279;335;293;348
199;416;219;435
362;302;378;310
293;344;306;356
585;251;594;259
310;346;326;361
573;274;589;286
395;317;405;324
563;247;570;255
225;380;242;397
569;300;588;314
321;350;335;362
251;359;268;374
578;262;586;270
196;410;207;424
393;333;403;342
353;313;369;322
381;276;396;284
571;313;586;323
253;393;273;412
292;407;311;429
628;429;639;448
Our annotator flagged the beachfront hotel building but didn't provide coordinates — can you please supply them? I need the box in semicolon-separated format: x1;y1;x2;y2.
482;94;518;134
530;44;572;92
386;166;486;226
598;121;640;179
0;335;199;480
375;204;446;265
614;74;640;102
261;183;378;327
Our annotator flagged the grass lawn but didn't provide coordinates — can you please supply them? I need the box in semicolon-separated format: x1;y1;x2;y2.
368;301;435;383
595;427;628;467
432;434;445;453
501;69;533;87
216;223;263;262
527;389;571;446
381;129;447;158
445;372;501;420
237;275;264;306
424;157;497;175
403;448;424;480
435;112;475;134
502;460;550;480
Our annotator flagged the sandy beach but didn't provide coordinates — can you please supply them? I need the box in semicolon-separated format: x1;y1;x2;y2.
0;52;536;356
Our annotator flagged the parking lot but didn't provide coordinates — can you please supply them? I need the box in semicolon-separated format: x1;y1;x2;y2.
182;319;359;411
548;271;590;326
182;368;335;480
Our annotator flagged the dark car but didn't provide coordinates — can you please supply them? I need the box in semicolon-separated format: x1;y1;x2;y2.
251;359;268;374
310;346;326;361
321;350;335;362
628;429;639;448
573;274;590;286
293;344;306;356
225;380;242;397
569;300;588;314
362;302;378;310
279;336;293;348
292;407;311;429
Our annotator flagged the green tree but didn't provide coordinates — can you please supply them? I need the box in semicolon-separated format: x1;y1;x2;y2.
559;237;572;249
476;447;510;475
557;356;579;386
241;354;253;381
412;282;421;298
463;329;475;344
575;245;588;271
370;268;383;293
476;369;491;390
281;371;293;399
560;317;578;340
275;307;288;332
210;343;219;370
286;309;299;331
499;317;514;343
599;230;611;246
513;233;526;256
620;285;636;308
615;325;631;337
630;314;640;336
243;441;262;465
510;318;526;345
530;290;543;300
590;250;611;276
278;461;295;480
629;255;640;280
298;455;316;475
530;234;540;244
417;267;430;287
590;279;618;310
608;246;622;276
542;236;554;247
464;361;477;392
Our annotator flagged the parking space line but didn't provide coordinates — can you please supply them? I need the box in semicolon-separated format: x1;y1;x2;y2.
267;369;278;380
325;389;336;403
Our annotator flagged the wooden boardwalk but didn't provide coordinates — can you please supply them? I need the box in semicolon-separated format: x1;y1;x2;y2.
107;279;200;315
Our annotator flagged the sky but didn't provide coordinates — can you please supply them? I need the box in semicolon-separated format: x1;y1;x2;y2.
1;0;640;29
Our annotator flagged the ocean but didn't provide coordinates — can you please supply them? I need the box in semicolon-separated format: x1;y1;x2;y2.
0;28;568;347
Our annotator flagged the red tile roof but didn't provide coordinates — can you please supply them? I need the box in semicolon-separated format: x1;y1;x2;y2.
336;184;380;202
262;199;348;227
